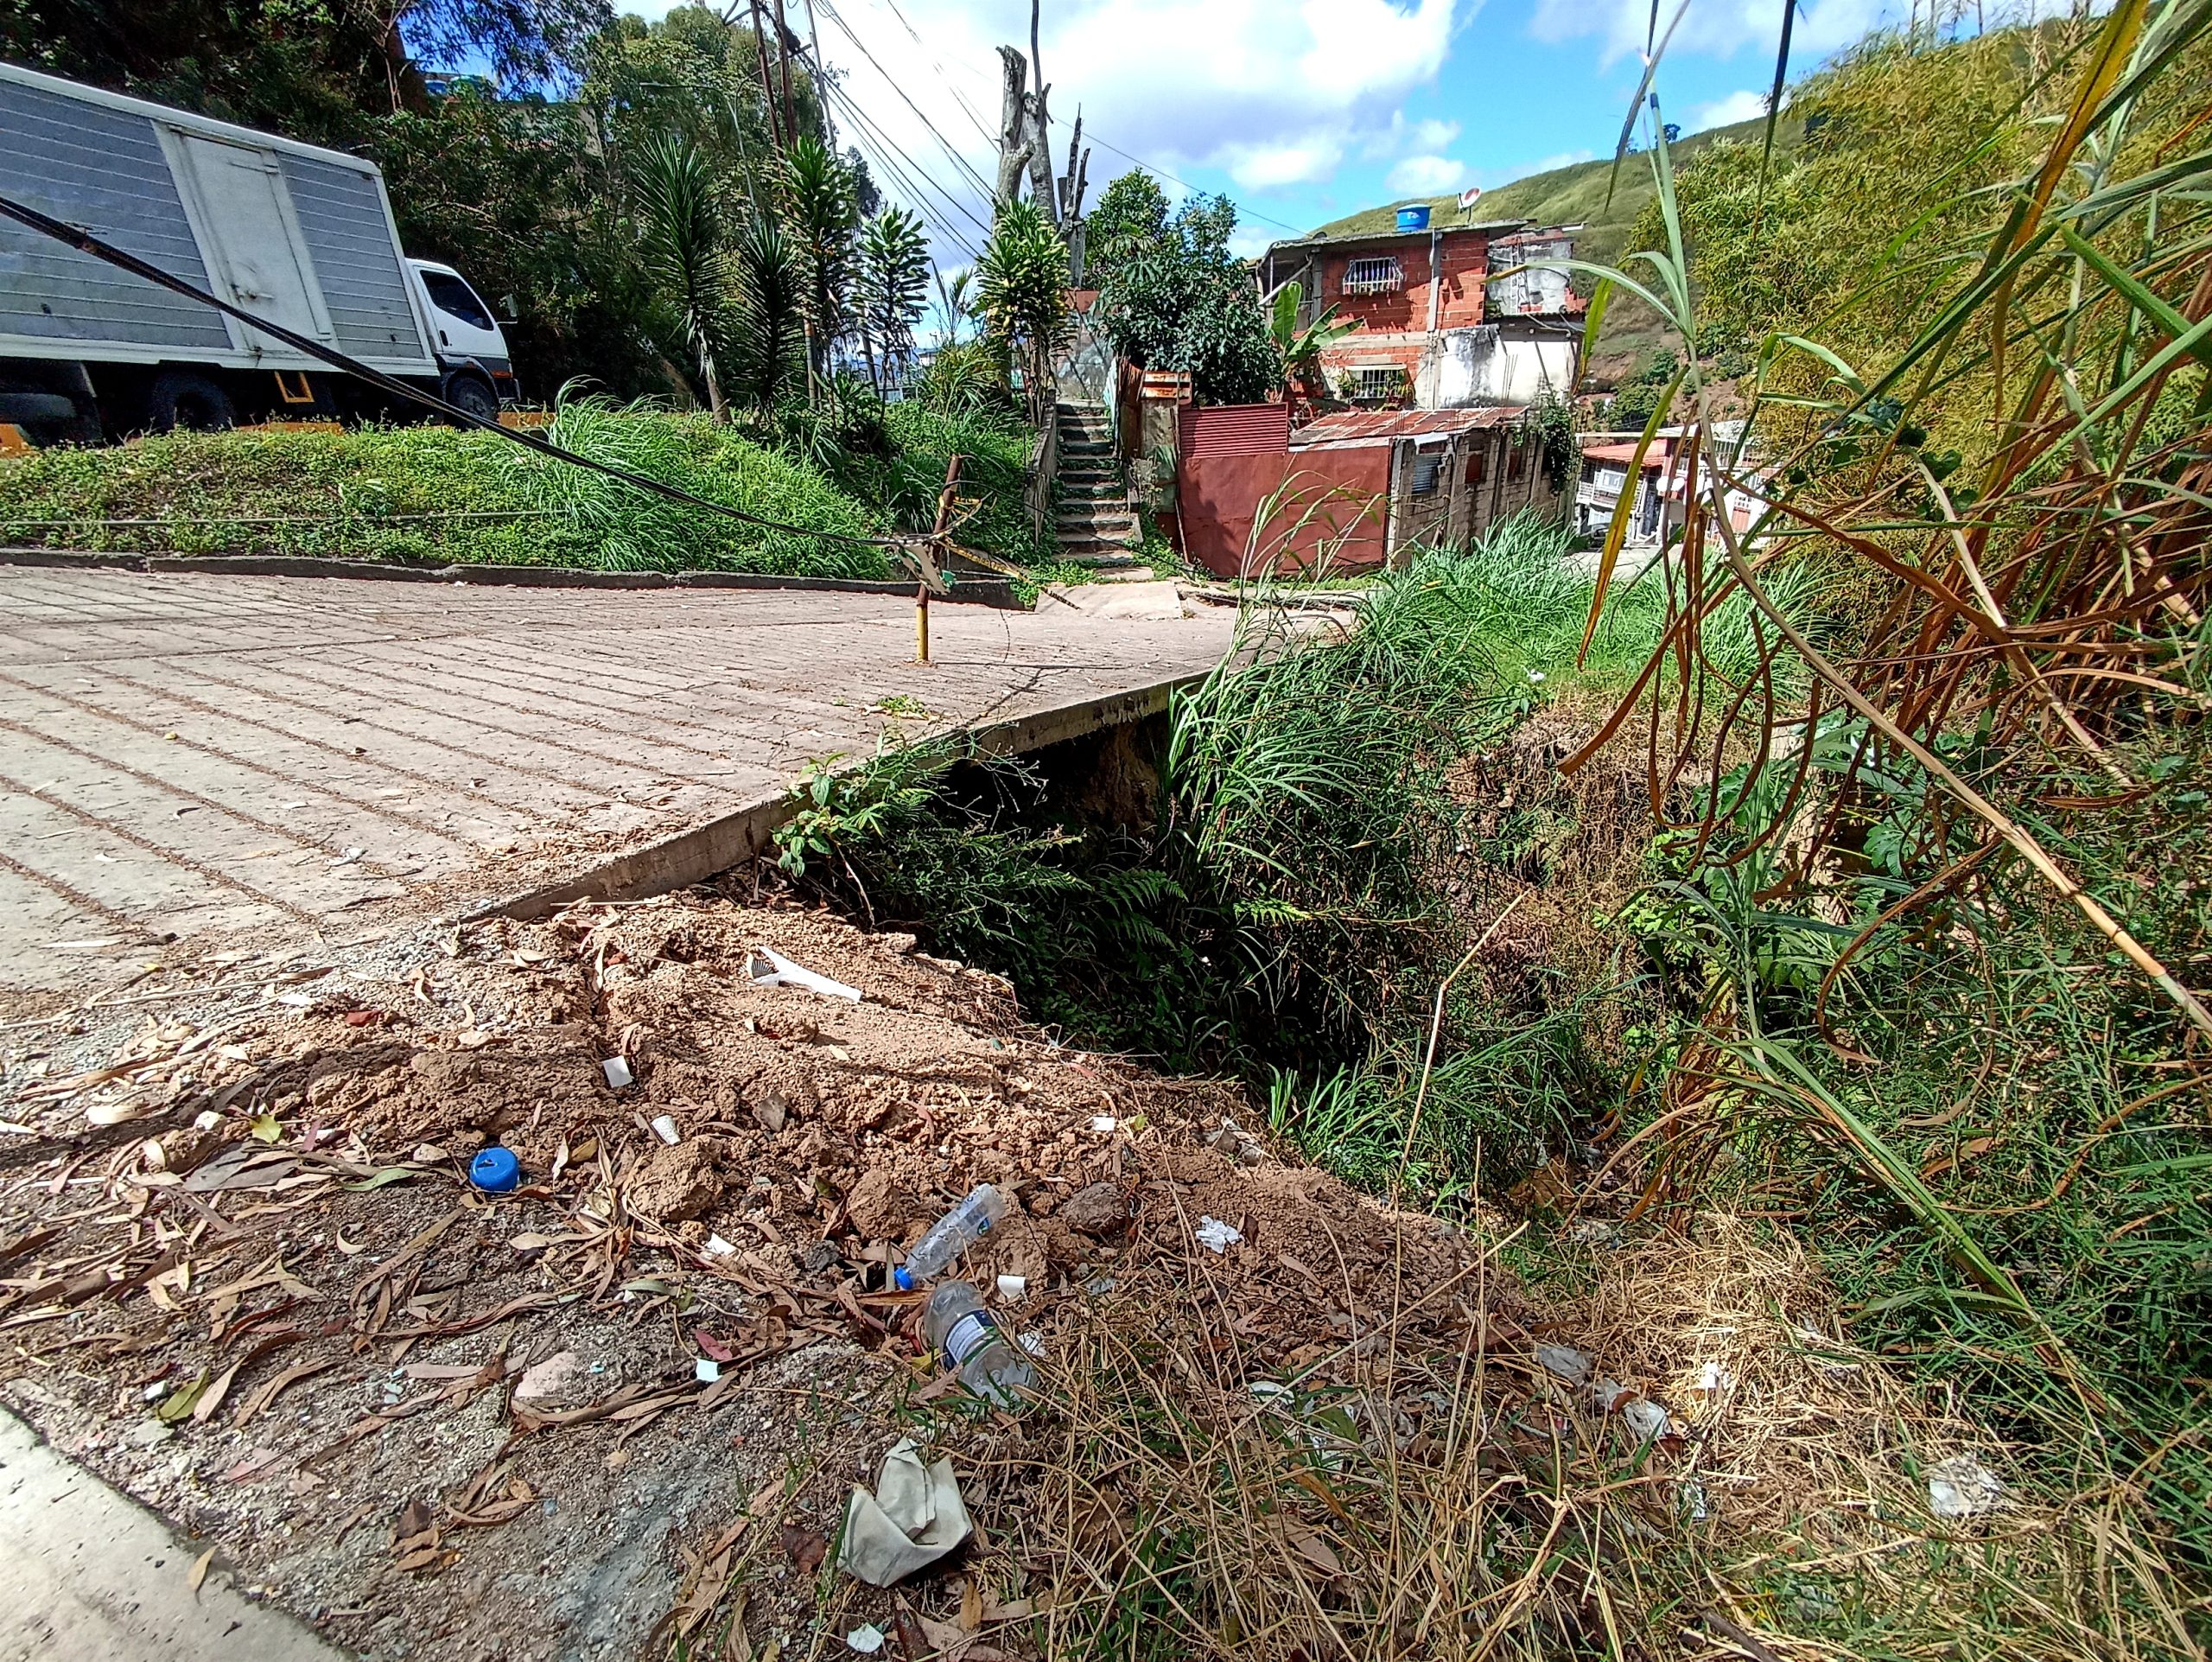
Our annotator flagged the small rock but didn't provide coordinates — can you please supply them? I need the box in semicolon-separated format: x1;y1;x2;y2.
844;1168;916;1240
1236;1142;1264;1168
128;1419;175;1448
1206;1123;1244;1155
514;1350;585;1405
1058;1181;1128;1238
752;1089;789;1134
802;1239;841;1274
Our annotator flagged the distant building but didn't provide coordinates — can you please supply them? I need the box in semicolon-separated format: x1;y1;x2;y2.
1259;215;1583;411
1574;423;1765;546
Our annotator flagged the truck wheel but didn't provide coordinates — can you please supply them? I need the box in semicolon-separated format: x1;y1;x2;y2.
442;373;499;425
144;372;235;435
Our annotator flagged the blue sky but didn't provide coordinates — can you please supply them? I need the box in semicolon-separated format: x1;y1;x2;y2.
610;0;1970;264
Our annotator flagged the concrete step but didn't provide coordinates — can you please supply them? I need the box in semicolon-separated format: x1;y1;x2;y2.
1057;536;1144;557
1065;551;1147;569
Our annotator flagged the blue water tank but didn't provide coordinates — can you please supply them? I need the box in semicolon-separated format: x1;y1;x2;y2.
1395;205;1431;232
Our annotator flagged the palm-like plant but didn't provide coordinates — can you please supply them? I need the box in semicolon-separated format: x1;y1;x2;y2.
975;199;1071;427
856;206;931;394
728;212;804;419
779;135;858;398
634;132;733;418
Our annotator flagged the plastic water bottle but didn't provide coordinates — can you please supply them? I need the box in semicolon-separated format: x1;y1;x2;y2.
893;1184;1008;1291
922;1281;1034;1409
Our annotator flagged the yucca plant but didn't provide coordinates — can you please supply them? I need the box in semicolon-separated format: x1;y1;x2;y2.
728;211;804;421
975;198;1072;428
779;134;858;398
633;132;734;420
855;205;930;394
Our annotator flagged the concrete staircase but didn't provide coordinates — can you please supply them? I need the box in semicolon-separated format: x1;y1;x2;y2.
1053;402;1146;575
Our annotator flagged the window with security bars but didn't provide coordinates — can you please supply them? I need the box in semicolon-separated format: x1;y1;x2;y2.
1341;256;1404;296
1347;366;1406;403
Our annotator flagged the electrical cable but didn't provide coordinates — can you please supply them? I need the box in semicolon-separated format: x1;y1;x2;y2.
0;192;922;559
812;0;997;202
869;0;1000;147
822;94;983;263
816;73;990;250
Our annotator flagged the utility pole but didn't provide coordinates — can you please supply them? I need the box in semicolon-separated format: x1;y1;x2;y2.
771;0;798;143
750;0;784;151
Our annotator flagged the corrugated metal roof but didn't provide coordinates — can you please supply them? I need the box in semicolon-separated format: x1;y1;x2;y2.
1581;442;1657;465
1267;219;1529;254
1291;406;1526;448
1180;401;1291;458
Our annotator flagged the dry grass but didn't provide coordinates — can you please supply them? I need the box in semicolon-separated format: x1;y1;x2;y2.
940;1207;2206;1661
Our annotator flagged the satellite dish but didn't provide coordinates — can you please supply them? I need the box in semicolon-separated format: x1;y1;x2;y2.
1458;186;1484;210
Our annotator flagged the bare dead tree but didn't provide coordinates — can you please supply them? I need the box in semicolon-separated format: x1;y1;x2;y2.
995;45;1032;208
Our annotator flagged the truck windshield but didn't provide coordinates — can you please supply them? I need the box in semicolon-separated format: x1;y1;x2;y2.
421;271;494;332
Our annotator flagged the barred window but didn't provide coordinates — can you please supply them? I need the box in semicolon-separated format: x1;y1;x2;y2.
1342;257;1404;296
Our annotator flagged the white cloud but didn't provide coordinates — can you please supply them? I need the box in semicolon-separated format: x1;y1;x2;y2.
1224;137;1347;189
1407;116;1462;151
1527;0;1903;67
1387;152;1466;194
1688;87;1771;131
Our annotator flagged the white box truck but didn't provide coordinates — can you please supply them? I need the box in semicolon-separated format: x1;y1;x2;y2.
0;62;518;444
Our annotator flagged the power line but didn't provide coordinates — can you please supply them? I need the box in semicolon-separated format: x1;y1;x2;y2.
868;0;1000;147
810;0;998;201
817;74;988;258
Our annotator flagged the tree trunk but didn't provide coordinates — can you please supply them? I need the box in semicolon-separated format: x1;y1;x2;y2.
995;46;1030;207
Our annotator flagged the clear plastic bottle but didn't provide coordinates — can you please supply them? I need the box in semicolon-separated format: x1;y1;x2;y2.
921;1281;1034;1409
893;1183;1008;1291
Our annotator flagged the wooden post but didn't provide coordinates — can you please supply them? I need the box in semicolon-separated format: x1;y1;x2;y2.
919;453;963;665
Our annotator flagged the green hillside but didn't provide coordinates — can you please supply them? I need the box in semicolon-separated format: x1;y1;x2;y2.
1305;114;1791;264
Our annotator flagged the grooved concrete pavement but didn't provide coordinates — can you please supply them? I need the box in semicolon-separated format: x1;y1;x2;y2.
0;566;1233;994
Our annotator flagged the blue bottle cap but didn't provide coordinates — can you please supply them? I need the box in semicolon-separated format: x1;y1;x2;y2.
470;1146;521;1194
893;1266;915;1292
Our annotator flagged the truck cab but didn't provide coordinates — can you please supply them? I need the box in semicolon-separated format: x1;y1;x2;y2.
407;259;518;422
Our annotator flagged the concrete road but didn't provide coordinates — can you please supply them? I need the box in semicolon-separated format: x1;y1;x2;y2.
0;566;1234;993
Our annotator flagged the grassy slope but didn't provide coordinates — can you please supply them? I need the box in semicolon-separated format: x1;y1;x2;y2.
1302;115;1800;384
0;404;1046;579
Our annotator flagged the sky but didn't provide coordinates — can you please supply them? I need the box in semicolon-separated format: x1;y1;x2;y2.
610;0;1967;267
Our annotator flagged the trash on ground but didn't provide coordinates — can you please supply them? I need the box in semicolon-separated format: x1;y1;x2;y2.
468;1147;521;1194
1018;1330;1046;1357
1089;1115;1117;1132
601;1056;633;1090
1694;1360;1733;1394
893;1184;1008;1291
1194;1215;1243;1254
846;1624;886;1655
747;945;863;1002
995;1274;1027;1302
1535;1342;1591;1385
1927;1454;2005;1519
1622;1397;1672;1442
694;1359;720;1384
839;1437;973;1587
703;1233;736;1257
923;1281;1036;1410
649;1114;680;1146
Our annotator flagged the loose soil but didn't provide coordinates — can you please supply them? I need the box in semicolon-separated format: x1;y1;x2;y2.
0;889;1515;1660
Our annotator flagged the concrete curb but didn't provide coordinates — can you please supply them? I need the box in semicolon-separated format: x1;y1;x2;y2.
478;677;1201;922
0;545;1028;609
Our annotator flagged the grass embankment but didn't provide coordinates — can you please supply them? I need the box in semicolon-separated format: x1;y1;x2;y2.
0;397;1041;579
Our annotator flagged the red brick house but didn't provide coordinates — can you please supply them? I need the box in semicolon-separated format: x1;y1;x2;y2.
1259;215;1583;411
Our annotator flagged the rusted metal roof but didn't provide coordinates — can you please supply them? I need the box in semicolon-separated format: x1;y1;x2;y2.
1581;442;1657;465
1290;406;1526;448
1180;401;1291;458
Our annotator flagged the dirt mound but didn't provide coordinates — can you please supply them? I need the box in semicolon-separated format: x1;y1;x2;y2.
0;890;1500;1661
